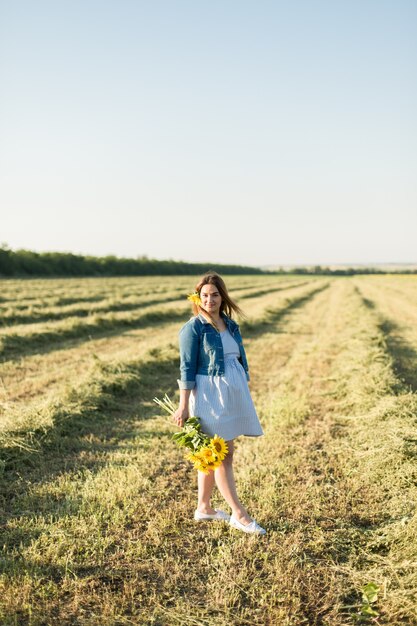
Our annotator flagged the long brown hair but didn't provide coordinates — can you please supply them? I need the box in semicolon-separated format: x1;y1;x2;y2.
190;271;245;321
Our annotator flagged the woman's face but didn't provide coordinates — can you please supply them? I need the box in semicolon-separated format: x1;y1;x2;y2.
200;283;222;316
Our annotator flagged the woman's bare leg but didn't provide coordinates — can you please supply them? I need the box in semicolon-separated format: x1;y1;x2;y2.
196;470;216;514
214;440;252;524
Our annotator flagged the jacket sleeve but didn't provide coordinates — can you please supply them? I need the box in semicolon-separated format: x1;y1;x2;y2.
177;321;200;389
235;321;250;382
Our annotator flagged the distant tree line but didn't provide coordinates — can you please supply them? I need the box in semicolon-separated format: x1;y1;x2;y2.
0;245;415;277
0;245;265;277
288;265;386;276
285;265;417;275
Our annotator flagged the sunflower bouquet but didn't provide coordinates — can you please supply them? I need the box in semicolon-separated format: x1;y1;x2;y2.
153;394;228;473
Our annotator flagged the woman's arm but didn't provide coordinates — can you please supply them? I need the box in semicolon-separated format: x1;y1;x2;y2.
173;388;191;427
174;320;200;427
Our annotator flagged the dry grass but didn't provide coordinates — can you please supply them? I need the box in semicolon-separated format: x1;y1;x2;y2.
0;275;416;625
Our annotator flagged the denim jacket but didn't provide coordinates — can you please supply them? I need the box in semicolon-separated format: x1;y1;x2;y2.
177;311;250;389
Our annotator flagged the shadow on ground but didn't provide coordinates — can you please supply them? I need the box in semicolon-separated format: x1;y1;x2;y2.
361;294;417;392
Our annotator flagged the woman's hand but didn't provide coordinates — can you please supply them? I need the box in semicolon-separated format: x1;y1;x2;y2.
174;388;191;427
173;406;189;428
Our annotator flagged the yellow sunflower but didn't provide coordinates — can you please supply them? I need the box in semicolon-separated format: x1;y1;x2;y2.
198;446;218;463
187;291;202;306
195;461;210;473
184;451;201;464
183;450;206;471
206;458;222;471
200;447;224;471
209;435;228;460
198;458;222;473
194;456;210;471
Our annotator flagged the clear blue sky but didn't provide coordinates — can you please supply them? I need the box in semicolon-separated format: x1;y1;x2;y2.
1;1;416;266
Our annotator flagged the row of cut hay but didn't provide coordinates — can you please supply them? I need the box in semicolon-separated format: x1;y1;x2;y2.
353;276;417;392
322;279;417;624
0;277;190;312
0;321;183;430
1;282;186;352
0;275;190;302
0;282;182;309
0;287;189;326
0;346;178;472
237;278;315;300
357;274;417;302
361;276;417;314
241;279;330;332
0;305;188;361
369;274;417;291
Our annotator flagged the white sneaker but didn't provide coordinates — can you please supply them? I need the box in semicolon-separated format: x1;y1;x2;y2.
194;508;231;522
229;515;266;535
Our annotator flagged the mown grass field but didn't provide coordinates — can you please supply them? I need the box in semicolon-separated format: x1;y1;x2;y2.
0;274;416;625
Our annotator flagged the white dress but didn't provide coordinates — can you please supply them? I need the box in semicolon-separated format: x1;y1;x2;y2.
188;329;264;441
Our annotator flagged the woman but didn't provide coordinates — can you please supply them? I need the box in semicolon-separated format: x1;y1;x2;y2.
173;272;266;535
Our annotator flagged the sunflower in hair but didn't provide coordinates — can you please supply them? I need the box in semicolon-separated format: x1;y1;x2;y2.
187;291;202;306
